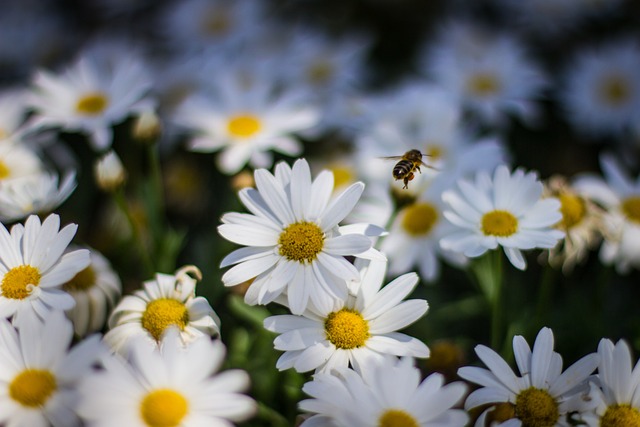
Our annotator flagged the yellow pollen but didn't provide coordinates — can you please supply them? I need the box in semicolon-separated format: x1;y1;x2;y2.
201;11;230;35
622;197;640;224
140;389;189;427
9;369;57;407
324;308;369;350
63;265;97;292
0;159;10;179
558;193;586;230
424;144;444;160
515;387;559;427
378;409;419;427
76;92;109;116
401;202;439;236
486;402;517;425
227;114;262;138
599;75;631;107
424;340;465;376
140;298;189;341
330;165;355;189
278;222;325;263
0;128;7;139
467;72;501;97
1;265;41;300
601;404;640;427
307;60;334;85
481;210;518;237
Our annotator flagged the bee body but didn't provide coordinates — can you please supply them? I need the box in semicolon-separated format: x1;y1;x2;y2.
381;149;431;189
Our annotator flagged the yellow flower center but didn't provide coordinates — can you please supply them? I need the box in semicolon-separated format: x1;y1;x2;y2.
330;165;355;189
424;144;444;160
63;265;97;292
76;92;109;116
9;369;57;407
0;159;10;179
378;409;419;427
1;265;41;300
424;340;465;375
486;402;517;425
201;11;230;35
401;202;439;237
515;387;559;427
481;210;518;237
140;389;189;427
227;114;262;138
558;193;586;230
0;128;7;139
622;196;640;224
278;222;325;263
599;74;631;107
324;308;370;349
140;298;189;341
467;72;501;97
601;404;640;427
307;60;334;85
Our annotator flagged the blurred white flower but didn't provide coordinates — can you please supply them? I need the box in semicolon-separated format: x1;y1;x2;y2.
0;88;30;142
0;141;44;182
94;150;126;192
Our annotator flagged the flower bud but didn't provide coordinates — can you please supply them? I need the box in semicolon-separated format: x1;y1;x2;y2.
95;150;126;192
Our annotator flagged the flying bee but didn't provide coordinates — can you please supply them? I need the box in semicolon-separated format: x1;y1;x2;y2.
380;149;433;189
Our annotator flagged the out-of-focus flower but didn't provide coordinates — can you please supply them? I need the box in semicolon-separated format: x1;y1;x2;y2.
0;89;29;142
219;159;385;315
131;109;162;144
78;328;256;426
94;150;126;192
0;310;105;427
0;214;89;328
458;327;599;427
104;266;220;356
263;259;429;374
63;246;122;337
299;357;468;427
0;141;43;182
441;165;565;270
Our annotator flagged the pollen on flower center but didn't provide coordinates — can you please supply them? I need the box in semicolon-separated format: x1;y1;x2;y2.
1;265;41;300
401;202;439;236
76;92;109;116
601;404;640;427
307;60;334;85
425;144;444;160
622;196;640;224
141;298;189;341
324;308;370;349
481;210;518;237
599;74;631;107
201;11;230;35
140;388;189;427
63;265;97;292
467;72;501;97
278;222;325;263
330;165;355;189
227;114;262;138
558;193;586;230
515;387;559;427
0;160;10;179
486;402;517;425
9;369;57;407
378;409;419;427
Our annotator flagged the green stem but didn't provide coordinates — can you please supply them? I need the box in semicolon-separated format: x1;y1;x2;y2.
472;250;504;350
112;189;155;276
535;265;556;329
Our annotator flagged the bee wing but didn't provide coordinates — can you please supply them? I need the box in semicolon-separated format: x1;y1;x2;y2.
378;156;405;160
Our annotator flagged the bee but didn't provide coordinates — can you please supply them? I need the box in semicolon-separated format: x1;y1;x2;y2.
380;149;433;189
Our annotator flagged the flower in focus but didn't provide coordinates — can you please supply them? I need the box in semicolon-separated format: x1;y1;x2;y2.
0;214;89;328
0;310;105;427
440;165;565;270
78;328;256;426
62;246;122;338
104;266;220;355
299;357;468;427
94;150;126;192
219;159;385;315
458;327;599;427
263;259;429;374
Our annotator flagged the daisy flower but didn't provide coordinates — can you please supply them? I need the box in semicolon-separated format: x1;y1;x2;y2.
219;158;385;315
263;258;429;374
28;49;154;151
299;357;468;427
458;327;599;427
78;328;256;426
62;246;122;338
0;140;44;183
0;88;30;142
573;154;640;273
0;310;105;427
0;214;89;328
561;38;640;138
104;265;220;355
440;165;565;270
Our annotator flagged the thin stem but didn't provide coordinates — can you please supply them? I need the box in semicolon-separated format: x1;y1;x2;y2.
472;250;504;351
112;189;155;276
535;265;556;329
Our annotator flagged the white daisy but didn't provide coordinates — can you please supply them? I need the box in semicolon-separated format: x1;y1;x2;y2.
0;214;89;328
299;357;469;427
62;246;122;338
104;265;220;356
0;88;30;142
0;141;44;183
561;38;640;138
175;69;319;174
78;328;256;426
263;258;429;374
0;310;105;427
28;49;154;151
219;158;385;315
440;165;565;270
458;327;599;427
